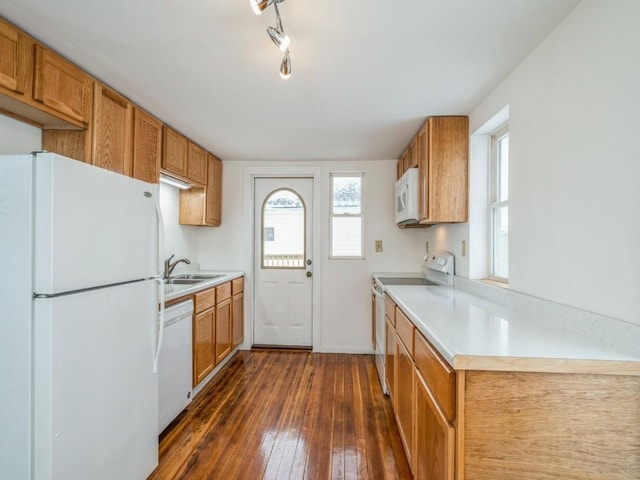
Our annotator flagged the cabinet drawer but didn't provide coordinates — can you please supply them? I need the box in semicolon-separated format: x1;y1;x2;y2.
385;295;396;325
414;331;456;422
232;277;244;295
395;308;415;357
195;287;216;313
216;281;231;302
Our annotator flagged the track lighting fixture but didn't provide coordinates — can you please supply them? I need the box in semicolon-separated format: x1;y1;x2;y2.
250;0;292;79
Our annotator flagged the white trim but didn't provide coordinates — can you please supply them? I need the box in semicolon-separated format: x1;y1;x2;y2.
243;165;323;352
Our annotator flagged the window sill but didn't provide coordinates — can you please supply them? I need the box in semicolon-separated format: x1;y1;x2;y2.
479;278;510;289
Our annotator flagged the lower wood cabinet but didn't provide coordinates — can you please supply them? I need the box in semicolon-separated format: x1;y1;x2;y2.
232;277;244;348
193;287;216;386
215;297;231;365
385;318;396;404
193;308;215;385
395;333;415;470
414;369;455;480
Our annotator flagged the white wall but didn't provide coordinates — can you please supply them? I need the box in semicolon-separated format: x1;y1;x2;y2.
426;0;640;325
186;159;429;353
0;114;42;153
158;183;200;264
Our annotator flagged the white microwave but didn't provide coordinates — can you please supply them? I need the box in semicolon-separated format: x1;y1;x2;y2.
394;167;419;225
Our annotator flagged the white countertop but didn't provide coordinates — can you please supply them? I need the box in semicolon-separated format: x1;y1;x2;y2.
164;271;244;301
383;282;640;375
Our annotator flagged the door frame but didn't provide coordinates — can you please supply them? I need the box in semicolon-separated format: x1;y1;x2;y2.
244;166;322;352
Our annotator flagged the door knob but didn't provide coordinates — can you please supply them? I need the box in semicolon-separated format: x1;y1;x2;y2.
306;259;312;266
306;271;312;277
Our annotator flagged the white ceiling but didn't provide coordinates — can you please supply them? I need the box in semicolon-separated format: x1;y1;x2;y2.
0;0;579;161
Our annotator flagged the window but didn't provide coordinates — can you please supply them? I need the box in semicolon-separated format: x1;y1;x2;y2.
490;125;509;280
262;189;305;268
330;173;363;259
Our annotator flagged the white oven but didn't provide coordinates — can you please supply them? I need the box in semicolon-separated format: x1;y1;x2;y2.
372;280;387;394
372;251;455;396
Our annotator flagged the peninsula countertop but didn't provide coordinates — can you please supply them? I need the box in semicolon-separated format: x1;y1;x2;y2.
383;283;640;375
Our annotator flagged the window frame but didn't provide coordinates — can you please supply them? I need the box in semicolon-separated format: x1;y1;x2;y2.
329;172;364;260
489;124;509;282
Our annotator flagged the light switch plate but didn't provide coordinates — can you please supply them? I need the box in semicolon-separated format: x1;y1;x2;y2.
375;240;383;253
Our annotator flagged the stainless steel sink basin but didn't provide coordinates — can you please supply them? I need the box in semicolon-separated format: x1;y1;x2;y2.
174;274;224;280
165;278;202;285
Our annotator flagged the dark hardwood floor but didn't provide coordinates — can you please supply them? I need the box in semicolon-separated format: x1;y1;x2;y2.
148;351;411;480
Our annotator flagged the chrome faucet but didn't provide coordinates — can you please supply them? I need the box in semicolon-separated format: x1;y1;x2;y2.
164;254;191;278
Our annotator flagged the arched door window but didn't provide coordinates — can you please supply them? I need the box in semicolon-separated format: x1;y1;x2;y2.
262;188;306;268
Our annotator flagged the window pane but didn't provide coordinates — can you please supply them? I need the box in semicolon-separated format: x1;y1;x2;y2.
493;205;509;278
332;176;361;214
498;134;509;202
331;216;362;257
262;189;305;268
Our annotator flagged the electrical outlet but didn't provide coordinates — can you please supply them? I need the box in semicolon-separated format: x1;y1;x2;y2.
375;240;383;253
461;240;467;257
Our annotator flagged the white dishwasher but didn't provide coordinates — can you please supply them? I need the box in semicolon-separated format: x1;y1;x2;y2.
159;299;193;433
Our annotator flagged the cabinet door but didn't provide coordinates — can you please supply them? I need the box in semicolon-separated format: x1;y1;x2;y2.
162;126;188;178
132;108;162;183
188;142;207;186
417;124;429;221
395;333;415;469
232;292;244;348
92;83;133;176
414;370;455;480
0;19;30;94
33;45;91;124
193;308;215;386
215;297;232;365
385;318;396;403
205;154;222;226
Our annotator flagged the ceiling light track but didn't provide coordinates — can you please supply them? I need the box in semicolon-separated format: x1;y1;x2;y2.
250;0;292;79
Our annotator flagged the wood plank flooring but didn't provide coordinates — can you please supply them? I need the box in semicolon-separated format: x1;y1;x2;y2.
148;351;411;480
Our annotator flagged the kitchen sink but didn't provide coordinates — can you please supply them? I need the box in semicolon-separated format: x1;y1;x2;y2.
174;273;224;280
165;278;202;285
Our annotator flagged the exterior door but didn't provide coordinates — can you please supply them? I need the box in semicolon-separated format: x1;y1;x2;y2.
254;177;313;347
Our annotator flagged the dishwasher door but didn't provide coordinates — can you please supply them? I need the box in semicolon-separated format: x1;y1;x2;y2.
159;299;193;433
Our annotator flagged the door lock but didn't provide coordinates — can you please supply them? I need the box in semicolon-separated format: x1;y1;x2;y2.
306;271;312;277
306;259;312;265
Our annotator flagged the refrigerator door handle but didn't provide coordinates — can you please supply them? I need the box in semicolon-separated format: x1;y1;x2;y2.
154;194;166;279
153;277;166;375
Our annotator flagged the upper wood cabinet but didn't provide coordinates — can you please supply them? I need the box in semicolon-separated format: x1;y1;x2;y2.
92;83;133;176
0;19;30;95
33;45;92;125
188;142;207;186
132;107;162;183
162;126;189;178
179;153;223;227
205;154;222;226
418;116;469;224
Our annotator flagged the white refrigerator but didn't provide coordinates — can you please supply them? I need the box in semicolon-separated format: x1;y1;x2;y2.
0;153;163;480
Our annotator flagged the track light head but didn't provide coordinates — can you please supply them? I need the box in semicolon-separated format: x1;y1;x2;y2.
249;0;273;15
280;51;292;79
267;26;290;52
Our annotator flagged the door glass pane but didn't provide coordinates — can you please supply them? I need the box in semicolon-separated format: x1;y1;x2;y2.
492;205;509;278
331;216;362;257
262;189;305;268
332;176;361;214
